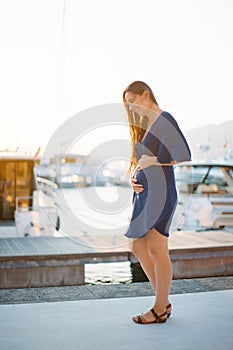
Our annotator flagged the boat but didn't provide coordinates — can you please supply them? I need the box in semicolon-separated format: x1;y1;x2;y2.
49;154;93;188
14;189;59;237
0;151;59;237
0;152;39;221
175;161;233;230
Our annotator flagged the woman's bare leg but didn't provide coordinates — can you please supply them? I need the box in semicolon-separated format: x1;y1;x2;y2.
147;229;172;313
133;228;172;322
131;236;156;292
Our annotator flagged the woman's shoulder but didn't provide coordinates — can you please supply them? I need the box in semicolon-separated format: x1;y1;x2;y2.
160;111;178;127
161;111;175;121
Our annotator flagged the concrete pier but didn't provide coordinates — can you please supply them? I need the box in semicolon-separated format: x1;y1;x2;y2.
0;289;232;350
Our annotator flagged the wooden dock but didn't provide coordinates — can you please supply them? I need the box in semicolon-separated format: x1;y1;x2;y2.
0;229;233;288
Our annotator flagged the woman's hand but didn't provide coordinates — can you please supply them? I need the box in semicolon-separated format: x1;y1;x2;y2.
130;177;144;194
129;168;144;194
137;155;157;170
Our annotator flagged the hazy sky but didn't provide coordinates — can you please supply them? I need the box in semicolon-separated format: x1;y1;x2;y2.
0;0;232;154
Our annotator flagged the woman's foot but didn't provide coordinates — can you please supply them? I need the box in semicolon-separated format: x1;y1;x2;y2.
132;308;167;324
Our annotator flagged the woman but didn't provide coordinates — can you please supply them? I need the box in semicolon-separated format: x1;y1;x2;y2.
123;81;191;324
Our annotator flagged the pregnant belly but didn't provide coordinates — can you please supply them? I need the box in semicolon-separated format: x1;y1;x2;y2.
135;169;147;186
135;167;157;192
135;166;169;194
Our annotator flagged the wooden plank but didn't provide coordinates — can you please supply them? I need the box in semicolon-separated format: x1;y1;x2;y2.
169;230;233;249
0;230;233;256
0;237;96;256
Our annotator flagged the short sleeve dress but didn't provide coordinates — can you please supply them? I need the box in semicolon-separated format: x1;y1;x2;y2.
125;111;191;239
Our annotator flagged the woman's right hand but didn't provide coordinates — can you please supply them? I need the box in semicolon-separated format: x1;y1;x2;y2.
130;177;144;194
130;167;144;194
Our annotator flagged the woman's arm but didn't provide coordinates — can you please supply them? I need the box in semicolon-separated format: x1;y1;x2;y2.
137;154;177;170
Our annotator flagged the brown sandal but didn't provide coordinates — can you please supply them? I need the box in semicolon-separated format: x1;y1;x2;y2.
166;303;172;318
132;308;167;324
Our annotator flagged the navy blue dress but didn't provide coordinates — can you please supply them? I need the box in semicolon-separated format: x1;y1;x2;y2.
125;111;191;239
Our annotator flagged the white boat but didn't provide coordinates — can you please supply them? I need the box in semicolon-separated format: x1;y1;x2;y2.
14;182;59;237
175;161;233;230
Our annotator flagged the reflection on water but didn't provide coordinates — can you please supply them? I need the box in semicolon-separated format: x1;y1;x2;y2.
57;186;132;232
85;261;132;284
85;261;149;285
57;186;192;235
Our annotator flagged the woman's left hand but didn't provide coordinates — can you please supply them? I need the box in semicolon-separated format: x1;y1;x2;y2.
137;155;157;170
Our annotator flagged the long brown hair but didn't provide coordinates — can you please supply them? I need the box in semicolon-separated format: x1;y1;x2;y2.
123;81;158;174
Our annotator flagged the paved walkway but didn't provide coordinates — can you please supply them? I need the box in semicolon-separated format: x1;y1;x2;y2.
0;290;232;350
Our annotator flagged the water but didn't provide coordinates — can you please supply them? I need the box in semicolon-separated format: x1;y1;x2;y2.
58;186;132;231
85;261;132;285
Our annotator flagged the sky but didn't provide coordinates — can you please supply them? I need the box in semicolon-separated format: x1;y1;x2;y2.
0;0;232;155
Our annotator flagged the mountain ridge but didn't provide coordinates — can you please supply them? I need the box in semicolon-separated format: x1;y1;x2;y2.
184;120;233;160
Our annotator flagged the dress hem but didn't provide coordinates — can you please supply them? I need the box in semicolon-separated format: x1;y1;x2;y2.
125;226;169;239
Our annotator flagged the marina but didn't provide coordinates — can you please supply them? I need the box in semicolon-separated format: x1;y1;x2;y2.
1;2;232;349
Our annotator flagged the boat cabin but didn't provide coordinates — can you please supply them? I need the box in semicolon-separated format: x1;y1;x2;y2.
175;161;233;196
0;156;39;220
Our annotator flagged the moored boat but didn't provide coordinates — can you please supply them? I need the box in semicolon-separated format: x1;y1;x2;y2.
175;161;233;230
0;151;59;237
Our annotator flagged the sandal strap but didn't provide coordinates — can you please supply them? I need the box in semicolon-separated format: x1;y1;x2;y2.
137;315;143;324
150;308;167;322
